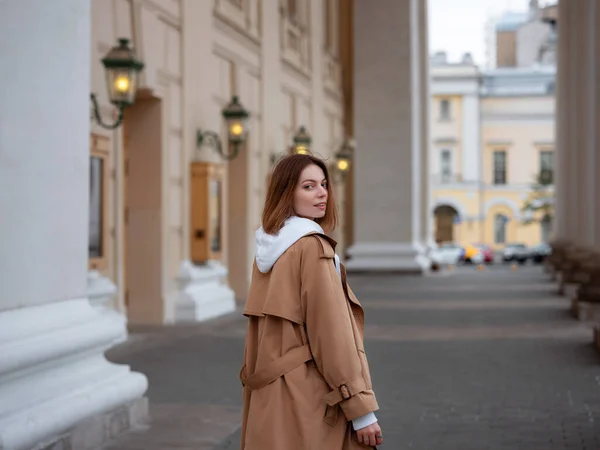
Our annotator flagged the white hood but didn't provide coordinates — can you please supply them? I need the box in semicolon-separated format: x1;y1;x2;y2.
255;216;340;275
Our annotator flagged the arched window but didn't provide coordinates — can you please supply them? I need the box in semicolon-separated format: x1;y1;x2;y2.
494;214;508;244
541;215;552;243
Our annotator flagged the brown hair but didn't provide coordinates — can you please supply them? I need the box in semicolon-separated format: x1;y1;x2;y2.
262;154;338;235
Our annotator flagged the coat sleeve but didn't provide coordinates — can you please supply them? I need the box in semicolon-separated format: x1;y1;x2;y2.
299;237;379;421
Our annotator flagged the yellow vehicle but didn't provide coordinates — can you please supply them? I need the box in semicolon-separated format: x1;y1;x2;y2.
462;244;483;264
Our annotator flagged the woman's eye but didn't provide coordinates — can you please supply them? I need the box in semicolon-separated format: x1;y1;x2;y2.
304;185;313;189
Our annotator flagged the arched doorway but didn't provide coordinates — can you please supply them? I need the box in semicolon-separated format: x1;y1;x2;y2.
434;205;459;243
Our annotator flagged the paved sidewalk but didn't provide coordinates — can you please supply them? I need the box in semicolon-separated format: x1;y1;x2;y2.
104;265;600;449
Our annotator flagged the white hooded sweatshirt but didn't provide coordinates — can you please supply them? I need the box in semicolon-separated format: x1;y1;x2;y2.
254;216;377;431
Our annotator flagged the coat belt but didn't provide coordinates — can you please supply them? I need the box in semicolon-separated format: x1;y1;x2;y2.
241;345;313;391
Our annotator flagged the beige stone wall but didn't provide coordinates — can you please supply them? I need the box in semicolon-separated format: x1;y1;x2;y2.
91;0;345;321
91;0;185;320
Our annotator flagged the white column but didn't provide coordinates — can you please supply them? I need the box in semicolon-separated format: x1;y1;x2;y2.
346;0;430;272
0;2;147;448
566;0;579;245
461;94;481;183
572;0;591;248
553;0;569;242
586;0;599;251
418;0;433;249
556;0;577;244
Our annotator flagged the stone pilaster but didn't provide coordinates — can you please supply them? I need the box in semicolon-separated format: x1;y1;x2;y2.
346;0;430;272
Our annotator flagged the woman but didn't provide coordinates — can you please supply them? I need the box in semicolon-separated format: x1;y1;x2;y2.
240;154;383;449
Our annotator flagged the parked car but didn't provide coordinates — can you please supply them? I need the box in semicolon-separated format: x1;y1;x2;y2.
502;243;528;264
473;243;494;264
430;242;464;266
529;243;552;264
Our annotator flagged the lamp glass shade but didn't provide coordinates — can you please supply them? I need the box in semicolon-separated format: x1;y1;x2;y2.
337;158;350;172
101;38;144;107
222;96;250;144
105;67;139;105
335;138;354;172
292;126;312;154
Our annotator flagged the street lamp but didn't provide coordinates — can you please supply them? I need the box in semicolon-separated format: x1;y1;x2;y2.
292;126;312;154
334;138;354;175
197;95;250;161
90;38;144;130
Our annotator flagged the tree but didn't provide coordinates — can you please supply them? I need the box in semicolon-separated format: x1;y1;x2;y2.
521;169;554;226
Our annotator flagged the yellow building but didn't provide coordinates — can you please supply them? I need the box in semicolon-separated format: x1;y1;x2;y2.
430;50;555;250
431;3;557;251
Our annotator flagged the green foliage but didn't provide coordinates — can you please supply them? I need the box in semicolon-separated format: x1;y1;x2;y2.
521;169;554;225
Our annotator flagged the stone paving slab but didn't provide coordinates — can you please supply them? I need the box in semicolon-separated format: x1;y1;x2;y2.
103;265;600;449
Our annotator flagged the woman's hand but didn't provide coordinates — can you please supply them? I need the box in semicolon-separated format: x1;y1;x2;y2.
356;422;383;447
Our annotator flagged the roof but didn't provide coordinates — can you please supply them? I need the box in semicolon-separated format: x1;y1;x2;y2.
481;66;556;96
495;12;529;31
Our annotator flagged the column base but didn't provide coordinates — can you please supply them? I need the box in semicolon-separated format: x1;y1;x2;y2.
174;260;236;323
594;326;600;353
39;398;148;450
571;297;600;322
87;270;117;309
0;299;148;450
345;242;430;273
563;282;580;301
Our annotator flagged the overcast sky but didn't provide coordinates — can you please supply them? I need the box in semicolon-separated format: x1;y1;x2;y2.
428;0;555;66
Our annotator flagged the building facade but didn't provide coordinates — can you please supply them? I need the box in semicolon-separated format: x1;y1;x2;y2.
431;2;557;250
0;0;357;448
4;0;597;448
88;0;350;326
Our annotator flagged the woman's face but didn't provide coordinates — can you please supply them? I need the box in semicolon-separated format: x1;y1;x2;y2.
293;164;328;220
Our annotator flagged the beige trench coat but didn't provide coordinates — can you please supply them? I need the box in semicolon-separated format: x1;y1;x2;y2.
240;233;379;450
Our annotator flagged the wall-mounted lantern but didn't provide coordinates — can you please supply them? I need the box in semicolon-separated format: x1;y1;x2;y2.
90;38;145;130
292;126;312;154
269;131;355;181
196;96;250;161
334;138;355;178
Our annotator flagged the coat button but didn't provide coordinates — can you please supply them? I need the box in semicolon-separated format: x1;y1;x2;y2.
340;384;350;399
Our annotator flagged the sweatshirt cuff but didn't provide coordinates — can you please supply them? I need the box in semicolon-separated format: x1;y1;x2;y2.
351;412;377;430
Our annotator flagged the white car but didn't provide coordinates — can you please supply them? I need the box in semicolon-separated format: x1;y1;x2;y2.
502;243;529;263
430;242;464;266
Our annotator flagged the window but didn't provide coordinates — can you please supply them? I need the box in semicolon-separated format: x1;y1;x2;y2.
541;214;552;243
210;179;223;253
493;150;507;184
287;0;298;22
540;150;554;184
89;135;109;270
440;149;452;182
439;99;450;120
494;214;508;244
